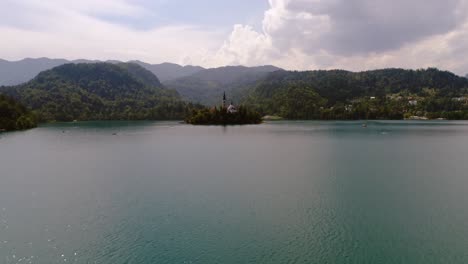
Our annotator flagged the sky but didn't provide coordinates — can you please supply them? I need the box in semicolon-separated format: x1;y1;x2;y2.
1;0;468;75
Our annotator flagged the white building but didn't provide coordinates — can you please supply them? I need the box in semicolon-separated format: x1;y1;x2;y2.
227;103;237;113
222;92;238;113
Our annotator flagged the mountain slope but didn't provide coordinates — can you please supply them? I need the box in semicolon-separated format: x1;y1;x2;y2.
0;63;189;121
117;62;163;87
130;61;205;82
243;68;468;119
164;65;283;105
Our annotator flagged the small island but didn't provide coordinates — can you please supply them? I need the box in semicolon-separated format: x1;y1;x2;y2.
185;92;262;125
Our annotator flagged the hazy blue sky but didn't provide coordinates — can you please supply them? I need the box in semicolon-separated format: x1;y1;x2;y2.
95;0;269;30
1;0;468;75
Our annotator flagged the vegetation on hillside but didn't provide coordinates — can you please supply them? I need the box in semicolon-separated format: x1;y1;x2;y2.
243;68;468;120
2;65;468;124
1;63;196;122
0;94;37;131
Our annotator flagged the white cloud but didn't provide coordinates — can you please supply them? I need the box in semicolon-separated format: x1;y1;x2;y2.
210;25;276;66
212;0;468;75
2;0;468;75
0;0;222;65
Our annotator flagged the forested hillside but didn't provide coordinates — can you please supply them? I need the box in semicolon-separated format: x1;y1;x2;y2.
164;65;282;105
2;65;468;123
0;63;193;122
243;68;468;120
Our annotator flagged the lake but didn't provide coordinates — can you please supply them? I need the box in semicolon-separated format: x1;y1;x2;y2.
1;121;468;263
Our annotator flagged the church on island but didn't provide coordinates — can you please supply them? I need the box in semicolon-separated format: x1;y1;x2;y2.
222;92;237;114
186;91;261;125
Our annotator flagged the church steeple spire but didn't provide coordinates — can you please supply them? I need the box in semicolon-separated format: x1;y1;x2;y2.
222;91;226;108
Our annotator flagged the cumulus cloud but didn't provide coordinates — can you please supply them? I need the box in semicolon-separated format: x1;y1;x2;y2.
215;0;468;75
211;25;276;65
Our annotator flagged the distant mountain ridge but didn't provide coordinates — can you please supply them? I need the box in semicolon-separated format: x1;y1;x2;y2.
0;58;284;91
0;58;69;86
0;58;207;86
0;57;284;106
163;65;283;105
130;61;205;83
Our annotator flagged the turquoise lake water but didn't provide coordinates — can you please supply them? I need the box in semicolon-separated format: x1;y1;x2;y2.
1;121;468;263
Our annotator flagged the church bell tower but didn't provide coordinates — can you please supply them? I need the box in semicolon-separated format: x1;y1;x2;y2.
223;91;226;108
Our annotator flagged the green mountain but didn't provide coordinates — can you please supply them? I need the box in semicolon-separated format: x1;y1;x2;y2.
163;65;282;106
2;63;467;123
0;63;190;122
243;68;468;120
0;94;37;131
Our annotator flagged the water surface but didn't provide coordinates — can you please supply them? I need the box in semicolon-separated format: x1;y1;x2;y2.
1;121;468;263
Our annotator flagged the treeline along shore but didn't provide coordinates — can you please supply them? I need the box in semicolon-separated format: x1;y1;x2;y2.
1;61;468;131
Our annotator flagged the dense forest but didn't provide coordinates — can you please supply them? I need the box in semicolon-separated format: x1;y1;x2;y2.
185;106;261;125
0;63;197;122
0;94;37;131
1;64;468;125
242;68;468;120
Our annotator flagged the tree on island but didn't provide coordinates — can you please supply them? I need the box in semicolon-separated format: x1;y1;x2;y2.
185;92;261;125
